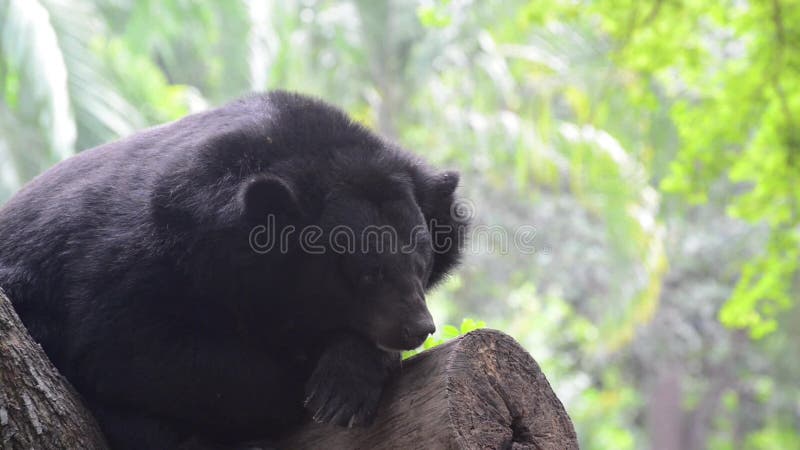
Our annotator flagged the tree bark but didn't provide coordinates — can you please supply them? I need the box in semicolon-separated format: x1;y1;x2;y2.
279;329;578;450
1;288;577;449
0;289;108;449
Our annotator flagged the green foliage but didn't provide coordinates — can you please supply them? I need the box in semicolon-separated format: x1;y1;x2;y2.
416;0;451;28
401;318;486;359
94;38;193;123
745;422;800;450
571;381;639;450
585;0;800;338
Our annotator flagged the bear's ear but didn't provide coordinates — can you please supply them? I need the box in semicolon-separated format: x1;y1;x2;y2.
239;175;302;221
417;169;468;288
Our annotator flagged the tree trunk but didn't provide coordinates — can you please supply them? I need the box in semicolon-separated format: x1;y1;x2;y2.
1;289;578;449
279;329;578;450
0;289;108;449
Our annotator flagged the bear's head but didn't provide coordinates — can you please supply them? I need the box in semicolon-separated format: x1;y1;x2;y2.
239;149;468;351
150;92;468;351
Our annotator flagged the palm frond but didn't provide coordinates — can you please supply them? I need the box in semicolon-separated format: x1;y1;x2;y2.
0;0;76;162
42;0;145;150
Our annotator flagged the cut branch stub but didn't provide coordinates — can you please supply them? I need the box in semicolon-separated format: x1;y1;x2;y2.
278;329;579;450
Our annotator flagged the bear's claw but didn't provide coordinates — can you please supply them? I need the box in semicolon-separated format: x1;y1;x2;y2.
304;370;382;427
303;335;393;428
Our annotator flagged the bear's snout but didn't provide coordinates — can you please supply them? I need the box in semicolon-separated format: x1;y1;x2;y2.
401;310;436;348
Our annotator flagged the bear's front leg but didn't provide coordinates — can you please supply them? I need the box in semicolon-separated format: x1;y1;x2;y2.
304;334;401;427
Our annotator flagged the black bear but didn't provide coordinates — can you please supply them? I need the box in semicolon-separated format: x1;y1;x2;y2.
0;91;467;449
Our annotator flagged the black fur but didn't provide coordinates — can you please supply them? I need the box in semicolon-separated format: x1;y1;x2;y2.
0;91;467;449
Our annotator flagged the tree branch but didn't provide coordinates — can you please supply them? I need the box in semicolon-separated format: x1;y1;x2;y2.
279;329;578;450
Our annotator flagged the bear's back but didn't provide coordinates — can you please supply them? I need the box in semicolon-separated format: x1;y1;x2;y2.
0;92;382;343
0;92;323;269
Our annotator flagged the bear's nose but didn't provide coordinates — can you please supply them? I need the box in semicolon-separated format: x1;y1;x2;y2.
405;313;436;345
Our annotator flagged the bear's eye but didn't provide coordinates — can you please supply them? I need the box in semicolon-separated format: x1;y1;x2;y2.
360;267;383;286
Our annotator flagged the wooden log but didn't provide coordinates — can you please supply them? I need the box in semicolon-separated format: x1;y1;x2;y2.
0;289;108;449
279;329;578;450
